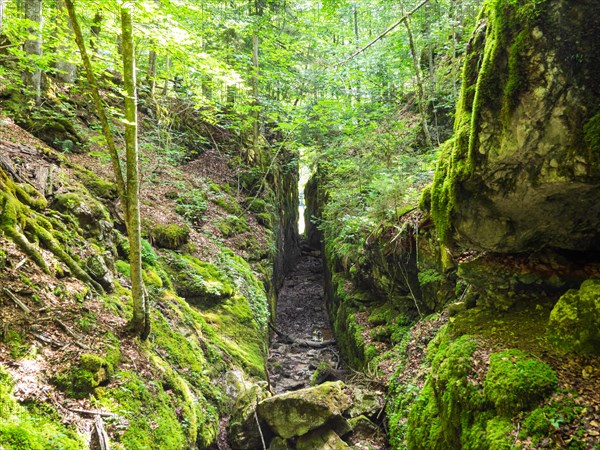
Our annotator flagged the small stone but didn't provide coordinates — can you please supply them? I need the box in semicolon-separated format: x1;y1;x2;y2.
296;427;349;450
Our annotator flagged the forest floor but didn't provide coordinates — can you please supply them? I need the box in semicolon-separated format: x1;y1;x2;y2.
268;245;390;449
268;247;340;393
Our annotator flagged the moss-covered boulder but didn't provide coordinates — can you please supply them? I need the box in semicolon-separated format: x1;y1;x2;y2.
148;223;190;250
257;381;352;439
295;427;349;450
547;279;600;353
484;349;558;416
85;253;114;292
162;253;235;306
52;192;113;243
228;383;271;450
430;0;600;253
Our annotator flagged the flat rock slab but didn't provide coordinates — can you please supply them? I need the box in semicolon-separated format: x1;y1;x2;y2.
257;381;352;439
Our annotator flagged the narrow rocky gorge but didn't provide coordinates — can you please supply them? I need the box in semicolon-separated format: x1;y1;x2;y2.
269;247;339;393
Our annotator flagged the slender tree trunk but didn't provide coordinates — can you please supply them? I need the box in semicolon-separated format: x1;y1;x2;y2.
0;0;6;35
402;9;432;148
162;55;170;96
121;3;150;339
23;0;42;104
252;30;259;150
55;0;76;83
146;48;157;97
65;0;149;340
64;0;127;202
90;11;102;55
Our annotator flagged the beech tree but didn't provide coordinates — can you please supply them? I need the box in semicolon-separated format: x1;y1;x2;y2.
22;0;42;104
64;0;150;339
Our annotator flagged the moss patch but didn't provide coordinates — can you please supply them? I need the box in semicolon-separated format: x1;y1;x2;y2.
0;365;84;449
148;223;190;250
484;349;557;416
547;279;600;353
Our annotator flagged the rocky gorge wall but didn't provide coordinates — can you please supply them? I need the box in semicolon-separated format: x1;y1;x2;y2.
0;104;300;449
307;0;600;447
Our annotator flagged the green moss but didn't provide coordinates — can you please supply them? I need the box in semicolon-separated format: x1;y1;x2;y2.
162;252;235;306
484;417;513;449
148;223;190;250
1;330;30;359
96;371;191;449
429;0;547;243
143;267;164;288
73;167;117;200
212;195;244;216
547;279;600;353
0;366;84;449
215;215;250;237
522;408;551;437
484;349;557;416
115;259;131;277
54;338;119;399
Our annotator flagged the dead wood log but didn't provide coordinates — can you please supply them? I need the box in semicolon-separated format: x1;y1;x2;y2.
2;287;31;314
89;415;111;450
268;322;336;348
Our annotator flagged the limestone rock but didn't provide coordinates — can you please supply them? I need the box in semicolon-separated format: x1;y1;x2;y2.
295;427;349;450
346;386;382;419
257;381;352;439
430;0;600;253
268;437;292;450
547;279;600;353
86;253;114;293
228;383;271;450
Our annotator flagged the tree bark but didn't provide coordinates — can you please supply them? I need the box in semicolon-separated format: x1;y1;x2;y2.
252;30;259;150
121;3;150;339
64;0;127;203
401;8;433;148
65;0;149;340
22;0;42;104
0;0;6;35
90;10;102;55
55;0;77;83
146;48;157;96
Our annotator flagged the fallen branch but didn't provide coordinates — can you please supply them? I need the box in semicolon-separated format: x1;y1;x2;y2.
69;408;117;418
269;322;336;348
334;0;431;66
90;415;111;450
3;287;31;314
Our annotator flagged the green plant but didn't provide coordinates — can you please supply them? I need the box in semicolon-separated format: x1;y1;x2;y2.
175;189;208;224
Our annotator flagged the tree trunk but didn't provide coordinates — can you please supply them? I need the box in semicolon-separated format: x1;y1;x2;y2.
0;0;6;35
55;0;77;83
402;10;432;148
90;11;102;55
121;3;150;339
65;0;149;340
252;30;259;150
146;48;157;97
22;0;42;104
162;55;170;96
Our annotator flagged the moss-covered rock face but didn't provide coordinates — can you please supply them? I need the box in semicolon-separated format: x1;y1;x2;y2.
430;0;600;253
484;349;557;415
162;252;235;306
295;427;349;450
403;327;559;449
547;279;600;353
257;381;352;439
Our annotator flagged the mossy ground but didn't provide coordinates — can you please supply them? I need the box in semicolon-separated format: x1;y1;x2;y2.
0;111;289;449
